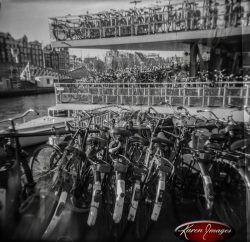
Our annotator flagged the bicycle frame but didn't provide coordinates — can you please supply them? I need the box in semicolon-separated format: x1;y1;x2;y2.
42;116;99;239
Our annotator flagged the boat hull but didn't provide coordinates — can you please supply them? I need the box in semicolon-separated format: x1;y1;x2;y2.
15;116;72;147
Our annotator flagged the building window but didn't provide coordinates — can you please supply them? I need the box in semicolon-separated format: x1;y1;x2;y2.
47;78;50;85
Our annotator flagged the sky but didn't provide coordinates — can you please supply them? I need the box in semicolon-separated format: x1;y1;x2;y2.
0;0;183;59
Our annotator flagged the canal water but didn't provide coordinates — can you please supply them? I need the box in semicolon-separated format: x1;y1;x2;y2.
0;93;55;129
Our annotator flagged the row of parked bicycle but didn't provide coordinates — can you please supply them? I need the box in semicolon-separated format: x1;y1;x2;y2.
49;1;250;41
0;103;249;241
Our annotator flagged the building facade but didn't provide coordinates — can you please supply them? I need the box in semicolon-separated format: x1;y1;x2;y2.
58;48;69;71
0;32;70;89
43;44;69;71
0;33;44;68
0;32;18;64
29;40;43;67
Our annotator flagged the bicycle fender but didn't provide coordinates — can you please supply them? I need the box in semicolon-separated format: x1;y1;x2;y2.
42;191;67;240
198;163;214;212
87;182;101;226
113;179;125;223
202;175;214;211
151;174;166;221
127;180;140;222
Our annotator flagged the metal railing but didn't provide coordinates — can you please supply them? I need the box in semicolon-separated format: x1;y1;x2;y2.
54;81;250;108
49;0;250;41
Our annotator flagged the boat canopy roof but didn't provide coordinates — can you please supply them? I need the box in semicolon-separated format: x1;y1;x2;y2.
48;104;110;111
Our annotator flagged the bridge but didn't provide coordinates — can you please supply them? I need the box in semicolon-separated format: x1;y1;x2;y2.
51;26;249;52
49;0;250;76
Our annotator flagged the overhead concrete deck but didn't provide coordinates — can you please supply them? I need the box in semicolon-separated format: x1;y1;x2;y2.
51;26;250;51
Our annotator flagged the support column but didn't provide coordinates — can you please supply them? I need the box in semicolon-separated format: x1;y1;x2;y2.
190;42;198;77
197;44;205;71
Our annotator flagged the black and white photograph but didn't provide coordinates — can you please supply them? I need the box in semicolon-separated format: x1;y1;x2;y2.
0;0;249;241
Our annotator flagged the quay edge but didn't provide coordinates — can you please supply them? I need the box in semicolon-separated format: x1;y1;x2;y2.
0;87;54;98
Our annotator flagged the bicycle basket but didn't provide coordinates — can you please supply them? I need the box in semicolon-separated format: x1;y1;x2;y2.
158;157;174;175
113;159;129;173
97;163;111;173
191;131;210;150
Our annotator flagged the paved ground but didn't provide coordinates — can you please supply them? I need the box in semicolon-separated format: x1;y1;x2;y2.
9;191;249;242
11;192;178;242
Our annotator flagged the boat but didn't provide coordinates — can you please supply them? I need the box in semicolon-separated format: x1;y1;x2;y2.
13;103;115;147
14;105;74;147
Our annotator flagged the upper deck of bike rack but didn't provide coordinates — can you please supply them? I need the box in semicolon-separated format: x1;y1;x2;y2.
48;0;250;51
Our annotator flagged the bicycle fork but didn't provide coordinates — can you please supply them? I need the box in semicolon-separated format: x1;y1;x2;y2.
113;160;128;223
151;170;166;221
42;167;70;240
127;168;145;222
151;156;174;221
87;168;101;226
87;163;111;226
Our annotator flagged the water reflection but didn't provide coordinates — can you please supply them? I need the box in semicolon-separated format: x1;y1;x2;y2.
0;93;55;129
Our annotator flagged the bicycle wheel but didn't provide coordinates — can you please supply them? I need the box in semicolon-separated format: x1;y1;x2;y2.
211;160;250;231
53;25;67;41
134;170;159;240
30;144;63;237
172;160;212;223
30;144;63;197
69;155;93;212
94;174;115;242
112;172;131;242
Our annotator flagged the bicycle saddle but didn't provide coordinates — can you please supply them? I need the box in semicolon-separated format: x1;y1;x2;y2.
152;132;174;146
230;138;250;152
210;133;227;141
205;142;222;150
111;128;131;137
87;136;108;147
129;134;149;146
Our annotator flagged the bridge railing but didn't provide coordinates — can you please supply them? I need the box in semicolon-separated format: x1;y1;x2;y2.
54;81;250;108
49;0;250;41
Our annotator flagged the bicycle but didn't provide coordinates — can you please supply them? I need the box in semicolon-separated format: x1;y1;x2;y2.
133;108;175;240
151;104;216;224
30;111;99;240
197;108;250;232
0;109;39;238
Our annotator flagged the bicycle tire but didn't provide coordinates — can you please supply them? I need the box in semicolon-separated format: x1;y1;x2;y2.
30;143;63;197
211;160;250;232
134;200;153;240
52;25;67;41
30;144;64;238
109;172;130;242
171;162;212;224
93;174;114;242
134;171;158;240
70;160;93;213
113;203;130;242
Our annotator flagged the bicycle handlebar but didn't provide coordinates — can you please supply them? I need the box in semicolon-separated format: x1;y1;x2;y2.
196;109;223;122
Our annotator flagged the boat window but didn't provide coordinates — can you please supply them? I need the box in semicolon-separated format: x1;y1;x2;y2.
54;110;68;117
69;110;74;117
48;110;54;117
